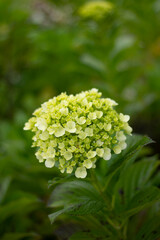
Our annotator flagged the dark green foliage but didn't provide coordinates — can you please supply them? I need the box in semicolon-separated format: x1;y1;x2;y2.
136;214;160;240
49;199;105;224
48;180;105;224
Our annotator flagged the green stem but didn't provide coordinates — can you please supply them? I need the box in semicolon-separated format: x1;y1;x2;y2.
122;220;128;239
90;168;111;208
90;169;122;231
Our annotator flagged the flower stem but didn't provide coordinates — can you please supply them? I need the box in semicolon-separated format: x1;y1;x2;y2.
90;168;111;208
90;169;128;237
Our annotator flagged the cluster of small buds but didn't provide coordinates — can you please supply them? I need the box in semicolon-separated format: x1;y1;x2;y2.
24;89;132;178
79;1;114;20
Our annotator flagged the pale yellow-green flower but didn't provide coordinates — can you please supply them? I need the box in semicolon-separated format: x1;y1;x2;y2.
75;167;87;178
24;122;31;130
24;89;132;178
104;123;112;131
79;131;87;140
96;111;103;118
96;148;104;157
119;113;130;122
64;151;73;161
119;141;127;150
39;131;49;141
113;145;121;154
60;107;68;115
54;126;65;137
116;131;126;141
45;158;55;168
35;118;47;131
96;140;104;146
76;116;86;125
66;166;73;174
103;147;111;160
65;121;76;133
83;159;93;169
79;1;114;21
87;150;97;159
85;128;93;136
88;112;97;120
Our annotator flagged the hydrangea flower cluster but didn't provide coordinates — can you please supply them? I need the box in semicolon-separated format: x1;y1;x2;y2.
79;1;114;20
24;89;132;178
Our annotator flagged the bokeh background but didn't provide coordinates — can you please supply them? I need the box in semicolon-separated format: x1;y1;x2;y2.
0;0;160;239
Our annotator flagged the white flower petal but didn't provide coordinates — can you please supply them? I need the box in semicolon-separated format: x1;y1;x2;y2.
96;148;104;157
23;122;31;130
45;158;55;168
55;126;65;137
96;140;104;146
87;151;96;159
103;147;111;160
39;131;49;141
88;112;97;120
75;167;87;178
96;111;103;118
119;141;127;150
85;128;93;136
104;123;111;131
103;152;111;160
35;118;47;131
116;131;126;141
64;151;73;160
78;131;87;139
66;166;73;173
65;121;76;133
76;117;86;125
60;107;68;115
113;145;121;154
35;152;44;162
120;113;130;122
83;160;93;169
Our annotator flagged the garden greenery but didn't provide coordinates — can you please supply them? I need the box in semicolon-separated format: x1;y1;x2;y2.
1;0;160;239
24;89;132;178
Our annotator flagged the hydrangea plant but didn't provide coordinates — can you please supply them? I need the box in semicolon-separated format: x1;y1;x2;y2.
24;89;132;178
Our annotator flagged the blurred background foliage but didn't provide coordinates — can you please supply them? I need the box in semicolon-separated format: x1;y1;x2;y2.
0;0;160;239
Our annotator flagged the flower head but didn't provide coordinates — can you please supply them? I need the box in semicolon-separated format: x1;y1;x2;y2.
79;1;114;21
24;89;132;178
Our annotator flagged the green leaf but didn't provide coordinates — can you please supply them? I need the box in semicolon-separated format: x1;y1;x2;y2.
48;174;74;188
0;177;11;204
70;230;111;240
1;232;38;240
48;180;101;208
0;196;39;223
67;200;104;215
49;199;105;224
124;186;160;217
48;180;104;224
103;135;154;192
136;214;160;240
48;208;65;224
113;158;159;211
106;135;154;176
150;171;160;187
70;232;94;240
